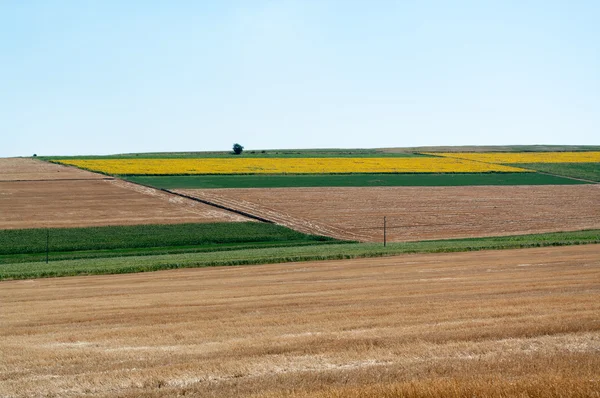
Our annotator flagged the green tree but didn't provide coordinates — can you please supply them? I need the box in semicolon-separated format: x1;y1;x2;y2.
232;143;244;155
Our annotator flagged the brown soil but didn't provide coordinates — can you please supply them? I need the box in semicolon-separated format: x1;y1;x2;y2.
1;245;599;397
0;178;250;229
177;186;600;242
0;158;107;181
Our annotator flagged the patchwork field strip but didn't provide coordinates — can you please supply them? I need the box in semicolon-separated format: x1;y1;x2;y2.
54;157;531;174
1;245;598;397
177;186;600;242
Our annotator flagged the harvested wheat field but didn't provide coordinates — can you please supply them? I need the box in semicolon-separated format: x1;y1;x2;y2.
0;158;107;181
177;186;600;242
1;245;599;397
0;178;249;229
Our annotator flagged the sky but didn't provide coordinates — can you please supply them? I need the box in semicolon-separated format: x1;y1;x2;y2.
1;1;599;157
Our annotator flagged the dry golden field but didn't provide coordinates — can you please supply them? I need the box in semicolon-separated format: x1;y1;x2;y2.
176;186;600;242
1;245;599;397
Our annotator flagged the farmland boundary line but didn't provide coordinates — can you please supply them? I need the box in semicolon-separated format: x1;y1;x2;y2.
161;189;275;224
101;177;273;223
175;190;373;242
529;171;598;184
424;153;599;184
110;174;276;223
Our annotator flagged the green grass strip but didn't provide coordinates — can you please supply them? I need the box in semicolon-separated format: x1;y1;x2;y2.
123;172;584;189
2;230;598;280
0;240;344;265
511;163;600;182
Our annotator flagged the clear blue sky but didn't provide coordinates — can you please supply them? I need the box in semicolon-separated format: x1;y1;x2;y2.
1;1;599;157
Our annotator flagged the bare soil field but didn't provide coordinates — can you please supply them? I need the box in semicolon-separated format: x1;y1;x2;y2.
0;178;249;229
0;158;107;181
1;245;599;397
177;186;600;242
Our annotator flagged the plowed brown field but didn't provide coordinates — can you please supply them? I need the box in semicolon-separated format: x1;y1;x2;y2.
0;158;107;181
0;159;250;229
177;186;600;242
1;245;599;398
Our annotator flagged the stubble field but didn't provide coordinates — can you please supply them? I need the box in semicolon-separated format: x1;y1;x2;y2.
176;186;600;242
1;245;599;397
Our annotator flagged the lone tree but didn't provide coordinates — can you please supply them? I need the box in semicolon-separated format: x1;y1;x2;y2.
232;143;244;155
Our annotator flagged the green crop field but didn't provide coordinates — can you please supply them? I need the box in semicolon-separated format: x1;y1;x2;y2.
0;240;345;265
511;163;600;182
1;230;598;280
124;172;585;189
0;223;339;261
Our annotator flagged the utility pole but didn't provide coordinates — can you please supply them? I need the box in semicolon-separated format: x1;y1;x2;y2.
46;229;49;264
383;216;387;247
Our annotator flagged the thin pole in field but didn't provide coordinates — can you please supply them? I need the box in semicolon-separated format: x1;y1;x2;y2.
384;216;387;247
46;229;49;264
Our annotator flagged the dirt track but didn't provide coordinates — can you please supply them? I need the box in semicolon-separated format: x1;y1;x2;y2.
0;159;250;229
1;245;599;397
178;186;600;242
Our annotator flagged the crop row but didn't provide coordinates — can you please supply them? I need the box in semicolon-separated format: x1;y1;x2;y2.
55;158;530;175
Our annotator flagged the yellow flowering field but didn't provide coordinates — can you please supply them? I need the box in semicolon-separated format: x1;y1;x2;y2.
55;158;531;175
428;152;600;164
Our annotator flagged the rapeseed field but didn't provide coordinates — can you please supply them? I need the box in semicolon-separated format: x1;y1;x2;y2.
429;151;600;163
56;158;531;175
